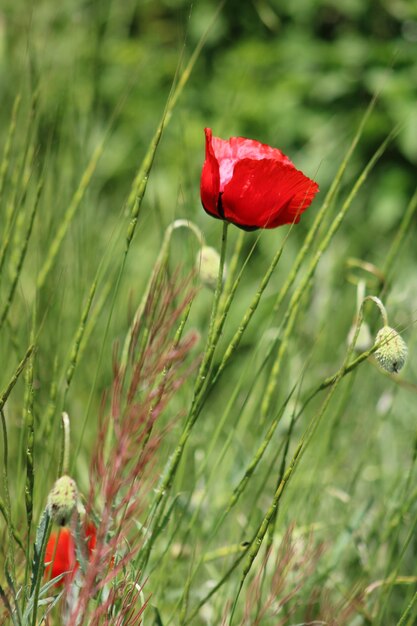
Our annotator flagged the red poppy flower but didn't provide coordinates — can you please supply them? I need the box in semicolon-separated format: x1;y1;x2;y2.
44;522;96;586
200;128;319;230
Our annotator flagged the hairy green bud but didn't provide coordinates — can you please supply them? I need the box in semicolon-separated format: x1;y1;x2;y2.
47;475;78;526
196;246;223;290
374;326;408;373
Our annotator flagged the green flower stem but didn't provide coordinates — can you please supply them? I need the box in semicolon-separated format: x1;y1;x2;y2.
139;222;229;570
265;408;297;551
59;412;71;477
218;228;244;315
120;219;204;371
224;385;297;521
229;315;365;624
143;297;195;455
212;91;379;392
396;589;417;626
239;347;378;532
206;221;229;344
175;357;281;620
376;447;417;623
213;233;286;384
39;357;58;445
0;341;35;547
23;333;35;612
210;99;386;427
181;337;375;621
74;4;221;469
183;545;250;626
261;128;397;422
77;280;113;364
181;407;297;619
62;243;116;471
73;13;211;464
228;438;303;624
106;220;203;466
363;295;389;326
177;220;228;419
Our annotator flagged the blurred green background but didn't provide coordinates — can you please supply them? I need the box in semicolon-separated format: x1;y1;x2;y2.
2;0;416;340
2;0;415;428
2;0;416;229
1;1;417;622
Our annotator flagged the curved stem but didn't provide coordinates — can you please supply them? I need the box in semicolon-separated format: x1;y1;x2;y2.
139;222;229;570
363;295;389;327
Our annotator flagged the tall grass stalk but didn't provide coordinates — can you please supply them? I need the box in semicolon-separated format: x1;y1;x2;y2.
261;127;398;421
228;299;372;623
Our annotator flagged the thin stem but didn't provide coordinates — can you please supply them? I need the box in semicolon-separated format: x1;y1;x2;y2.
140;222;229;570
121;219;204;370
61;412;71;476
214;231;285;384
219;228;244;315
23;330;35;612
207;221;229;346
229;309;369;622
357;280;366;314
273;89;379;317
396;589;417;626
261;128;397;422
363;295;389;327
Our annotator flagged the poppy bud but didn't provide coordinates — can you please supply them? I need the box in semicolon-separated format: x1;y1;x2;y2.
196;246;224;290
47;475;78;526
374;326;408;373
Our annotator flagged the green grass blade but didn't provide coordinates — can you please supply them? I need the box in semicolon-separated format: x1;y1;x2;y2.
261;127;399;422
0;181;43;332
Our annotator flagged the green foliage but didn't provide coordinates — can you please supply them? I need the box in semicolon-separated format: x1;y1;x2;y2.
0;1;416;625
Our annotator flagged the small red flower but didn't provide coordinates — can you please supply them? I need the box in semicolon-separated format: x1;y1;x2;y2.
44;522;96;586
200;128;319;230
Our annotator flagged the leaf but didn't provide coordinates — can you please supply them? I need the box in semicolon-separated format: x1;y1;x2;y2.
151;606;164;626
29;507;50;597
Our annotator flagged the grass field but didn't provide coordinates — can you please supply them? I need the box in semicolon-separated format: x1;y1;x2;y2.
1;1;417;624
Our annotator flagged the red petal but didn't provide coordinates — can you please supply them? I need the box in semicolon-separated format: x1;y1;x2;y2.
44;522;97;587
222;158;319;229
44;529;75;585
200;128;221;218
210;133;294;191
85;522;97;551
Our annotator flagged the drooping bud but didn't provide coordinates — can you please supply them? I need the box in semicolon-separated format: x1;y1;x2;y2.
374;326;408;373
47;475;78;526
196;246;224;290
